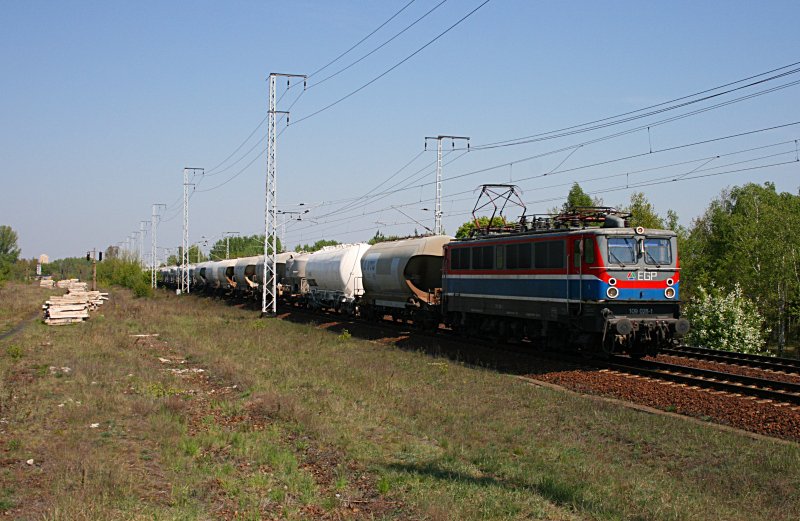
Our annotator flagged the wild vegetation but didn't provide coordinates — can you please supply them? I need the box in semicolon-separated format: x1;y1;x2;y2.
207;234;281;261
684;283;769;354
1;283;798;519
0;225;21;284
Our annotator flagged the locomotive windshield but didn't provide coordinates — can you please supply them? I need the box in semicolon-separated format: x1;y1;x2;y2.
644;238;672;265
607;237;637;264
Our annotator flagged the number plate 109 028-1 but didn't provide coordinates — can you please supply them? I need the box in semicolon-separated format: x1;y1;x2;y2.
628;308;653;315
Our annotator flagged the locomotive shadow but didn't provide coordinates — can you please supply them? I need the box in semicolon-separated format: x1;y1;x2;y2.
276;309;584;379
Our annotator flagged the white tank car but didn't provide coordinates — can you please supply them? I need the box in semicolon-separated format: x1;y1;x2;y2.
214;259;238;290
361;235;452;315
233;256;262;292
283;252;311;295
305;243;370;312
202;261;222;289
254;252;296;290
194;261;214;288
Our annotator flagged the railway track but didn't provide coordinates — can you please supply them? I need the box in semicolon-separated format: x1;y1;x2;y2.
662;345;800;375
184;292;800;411
284;304;800;406
606;356;800;405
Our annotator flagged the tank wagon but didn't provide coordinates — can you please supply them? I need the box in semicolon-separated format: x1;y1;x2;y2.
253;252;295;296
304;243;370;313
360;235;452;327
232;256;261;297
283;252;311;299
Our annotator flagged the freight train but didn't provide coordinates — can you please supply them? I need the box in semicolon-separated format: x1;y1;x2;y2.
159;201;688;356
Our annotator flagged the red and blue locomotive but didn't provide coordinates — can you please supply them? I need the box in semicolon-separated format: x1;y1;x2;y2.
441;188;689;356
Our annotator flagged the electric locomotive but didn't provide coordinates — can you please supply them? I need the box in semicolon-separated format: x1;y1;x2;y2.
441;186;688;356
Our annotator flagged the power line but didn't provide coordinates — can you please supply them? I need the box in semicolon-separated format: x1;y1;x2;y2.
308;0;419;78
202;2;420;180
205;115;269;175
282;128;800;240
307;0;448;89
472;60;800;150
443;121;800;188
299;121;800;220
290;0;493;126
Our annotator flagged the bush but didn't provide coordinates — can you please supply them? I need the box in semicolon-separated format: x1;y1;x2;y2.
684;283;769;354
96;258;153;298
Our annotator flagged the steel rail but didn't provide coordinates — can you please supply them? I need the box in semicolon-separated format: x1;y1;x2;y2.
606;357;800;405
665;345;800;373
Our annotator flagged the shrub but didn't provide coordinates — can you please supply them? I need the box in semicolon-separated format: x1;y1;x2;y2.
684;283;769;354
96;258;153;298
5;344;22;361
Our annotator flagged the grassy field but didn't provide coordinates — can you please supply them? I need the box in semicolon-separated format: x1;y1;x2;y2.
1;281;799;520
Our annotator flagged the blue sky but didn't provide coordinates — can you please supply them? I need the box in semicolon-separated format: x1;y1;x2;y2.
2;1;799;260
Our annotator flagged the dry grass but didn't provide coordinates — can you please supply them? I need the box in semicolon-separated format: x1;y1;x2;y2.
1;282;799;520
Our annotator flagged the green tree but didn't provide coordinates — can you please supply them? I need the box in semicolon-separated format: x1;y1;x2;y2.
623;192;666;229
208;234;280;260
298;239;340;252
41;257;91;280
167;245;207;266
0;225;21;281
548;182;603;214
562;182;600;210
455;216;507;238
682;182;800;351
0;225;20;263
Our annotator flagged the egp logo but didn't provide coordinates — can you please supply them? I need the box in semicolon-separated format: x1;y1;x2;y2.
627;271;657;281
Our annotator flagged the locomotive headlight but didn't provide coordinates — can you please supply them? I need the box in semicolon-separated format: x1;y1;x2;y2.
665;287;676;299
635;226;645;235
608;278;617;286
607;286;619;299
666;278;674;287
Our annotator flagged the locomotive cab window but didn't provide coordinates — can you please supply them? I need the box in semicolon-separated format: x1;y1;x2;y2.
644;238;672;265
607;237;636;264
